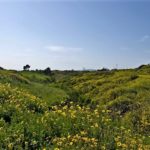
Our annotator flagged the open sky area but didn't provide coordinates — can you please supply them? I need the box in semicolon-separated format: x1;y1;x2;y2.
0;0;150;70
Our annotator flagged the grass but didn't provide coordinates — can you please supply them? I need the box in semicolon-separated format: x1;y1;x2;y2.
0;70;68;105
0;66;150;149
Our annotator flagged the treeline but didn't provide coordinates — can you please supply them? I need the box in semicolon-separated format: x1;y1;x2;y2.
1;63;150;74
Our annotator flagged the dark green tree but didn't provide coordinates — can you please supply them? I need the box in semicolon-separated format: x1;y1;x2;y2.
44;67;51;75
23;64;30;71
0;67;4;70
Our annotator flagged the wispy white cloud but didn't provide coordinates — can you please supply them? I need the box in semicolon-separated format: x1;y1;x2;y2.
45;45;83;52
140;35;150;42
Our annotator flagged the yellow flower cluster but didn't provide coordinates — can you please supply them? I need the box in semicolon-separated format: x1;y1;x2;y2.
0;83;149;149
52;134;98;149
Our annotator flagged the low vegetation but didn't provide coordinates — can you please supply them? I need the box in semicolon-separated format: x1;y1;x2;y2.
0;65;150;149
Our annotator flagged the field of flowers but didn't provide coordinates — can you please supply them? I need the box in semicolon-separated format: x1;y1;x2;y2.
0;66;150;149
0;83;149;149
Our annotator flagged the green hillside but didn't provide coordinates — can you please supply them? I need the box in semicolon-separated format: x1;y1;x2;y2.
0;66;150;149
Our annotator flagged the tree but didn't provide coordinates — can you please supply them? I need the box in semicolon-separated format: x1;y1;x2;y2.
97;67;109;72
0;67;4;70
23;64;30;71
44;67;51;75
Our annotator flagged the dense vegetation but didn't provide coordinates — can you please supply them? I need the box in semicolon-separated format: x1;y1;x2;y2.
0;65;150;149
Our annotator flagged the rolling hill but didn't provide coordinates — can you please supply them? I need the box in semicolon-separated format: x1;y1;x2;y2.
0;65;150;149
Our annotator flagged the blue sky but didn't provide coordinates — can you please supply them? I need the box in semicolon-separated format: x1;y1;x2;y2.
0;1;150;70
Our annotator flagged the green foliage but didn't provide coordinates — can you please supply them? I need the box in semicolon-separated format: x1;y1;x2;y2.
0;66;150;149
